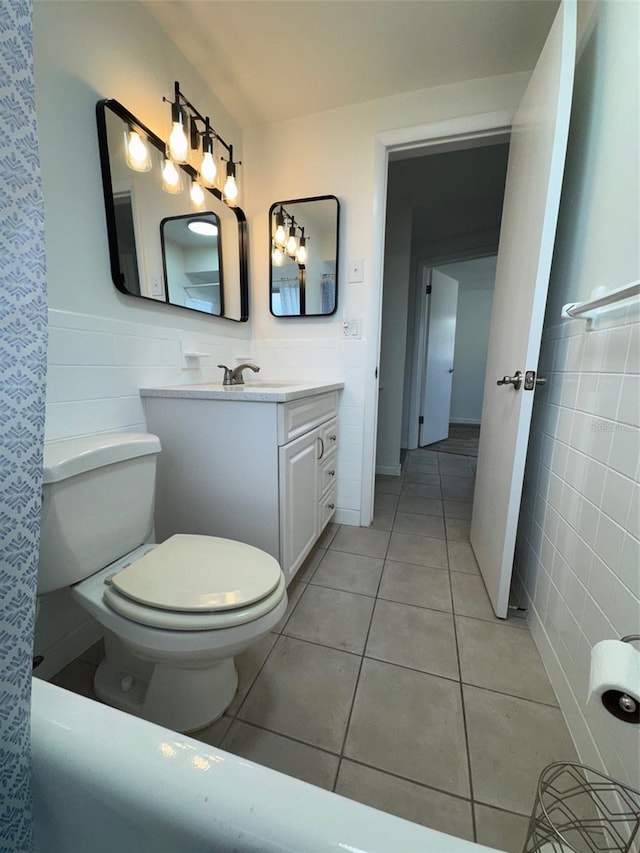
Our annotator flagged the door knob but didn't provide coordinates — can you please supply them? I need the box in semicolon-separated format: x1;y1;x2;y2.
496;370;523;390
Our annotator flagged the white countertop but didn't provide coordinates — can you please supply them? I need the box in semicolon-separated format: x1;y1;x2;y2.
140;380;344;403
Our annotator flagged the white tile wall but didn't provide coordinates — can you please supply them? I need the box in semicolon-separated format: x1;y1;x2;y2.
513;306;640;789
45;312;366;526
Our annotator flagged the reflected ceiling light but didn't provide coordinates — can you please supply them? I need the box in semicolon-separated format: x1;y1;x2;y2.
124;128;151;172
188;219;218;236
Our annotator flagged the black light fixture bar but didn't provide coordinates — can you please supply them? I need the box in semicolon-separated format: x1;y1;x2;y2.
163;80;238;165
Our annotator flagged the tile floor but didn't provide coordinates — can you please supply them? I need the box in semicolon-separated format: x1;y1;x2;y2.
50;448;578;852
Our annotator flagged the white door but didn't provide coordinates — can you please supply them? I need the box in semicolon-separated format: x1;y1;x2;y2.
471;0;576;618
421;268;459;446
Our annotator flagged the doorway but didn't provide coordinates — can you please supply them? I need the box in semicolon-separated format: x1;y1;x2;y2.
375;140;510;477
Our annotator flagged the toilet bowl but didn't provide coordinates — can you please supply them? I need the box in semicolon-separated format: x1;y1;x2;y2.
38;432;287;733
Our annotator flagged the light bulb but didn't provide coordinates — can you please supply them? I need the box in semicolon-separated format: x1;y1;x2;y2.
125;129;151;172
296;240;307;264
275;223;286;244
272;245;284;266
162;158;183;194
200;151;217;186
286;229;298;256
223;173;238;204
190;179;205;206
168;121;188;163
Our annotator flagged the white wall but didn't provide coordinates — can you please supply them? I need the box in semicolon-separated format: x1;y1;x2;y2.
513;0;640;789
33;0;251;672
440;257;496;424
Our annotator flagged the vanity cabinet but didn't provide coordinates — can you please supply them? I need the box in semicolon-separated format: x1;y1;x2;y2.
141;386;340;584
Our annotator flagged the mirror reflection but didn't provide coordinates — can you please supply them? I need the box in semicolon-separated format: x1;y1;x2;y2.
269;195;339;317
96;98;248;321
161;214;223;315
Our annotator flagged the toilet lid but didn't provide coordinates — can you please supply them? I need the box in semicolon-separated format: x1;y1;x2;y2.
108;534;282;612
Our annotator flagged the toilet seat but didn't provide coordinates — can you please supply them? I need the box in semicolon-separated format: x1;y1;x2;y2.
103;534;286;631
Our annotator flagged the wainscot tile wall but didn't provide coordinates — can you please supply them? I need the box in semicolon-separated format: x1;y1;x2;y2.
514;304;640;791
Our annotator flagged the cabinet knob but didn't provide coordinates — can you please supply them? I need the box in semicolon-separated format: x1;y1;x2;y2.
328;434;337;442
327;502;335;510
328;469;335;477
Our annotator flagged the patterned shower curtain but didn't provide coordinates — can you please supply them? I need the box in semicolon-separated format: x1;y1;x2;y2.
0;0;48;849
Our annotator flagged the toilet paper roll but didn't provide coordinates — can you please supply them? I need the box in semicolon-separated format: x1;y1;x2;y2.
588;639;640;724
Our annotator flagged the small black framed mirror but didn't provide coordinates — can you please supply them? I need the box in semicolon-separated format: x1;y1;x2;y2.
269;195;339;317
161;213;223;316
96;98;248;321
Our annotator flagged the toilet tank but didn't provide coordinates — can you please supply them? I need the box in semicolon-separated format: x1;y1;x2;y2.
38;432;162;595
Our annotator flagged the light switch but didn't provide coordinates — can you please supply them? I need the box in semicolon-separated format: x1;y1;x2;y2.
348;258;363;283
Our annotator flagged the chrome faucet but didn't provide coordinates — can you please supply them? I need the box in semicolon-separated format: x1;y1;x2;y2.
218;362;260;386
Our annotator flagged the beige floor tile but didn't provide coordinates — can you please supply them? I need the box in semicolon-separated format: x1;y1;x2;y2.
444;500;473;521
375;478;402;495
441;480;475;501
284;585;375;654
378;560;452;612
370;507;397;530
474;804;531;853
397;495;444;517
447;541;480;573
295;546;326;582
316;522;339;548
393;512;446;539
451;572;497;621
311;549;384;596
222;721;339;790
330;526;390;558
402;482;442;500
464;685;578;815
239;636;360;752
227;632;278;714
345;659;470;797
49;660;97;699
445;518;471;541
336;760;474;841
387;531;448;568
274;579;306;632
456;617;558;704
195;714;233;747
404;471;441;486
373;492;400;512
366;599;459;679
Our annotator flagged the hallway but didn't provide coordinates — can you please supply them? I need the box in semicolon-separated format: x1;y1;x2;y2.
51;448;578;852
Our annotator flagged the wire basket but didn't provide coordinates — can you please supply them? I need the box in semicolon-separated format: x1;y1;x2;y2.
523;762;640;853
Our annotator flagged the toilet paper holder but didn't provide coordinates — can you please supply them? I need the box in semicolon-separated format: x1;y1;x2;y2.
601;635;640;724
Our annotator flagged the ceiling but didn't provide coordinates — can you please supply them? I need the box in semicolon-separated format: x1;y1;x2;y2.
143;0;559;128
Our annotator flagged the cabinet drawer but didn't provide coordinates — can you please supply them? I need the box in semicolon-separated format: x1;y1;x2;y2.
319;484;337;531
318;452;338;497
319;418;339;455
278;392;338;445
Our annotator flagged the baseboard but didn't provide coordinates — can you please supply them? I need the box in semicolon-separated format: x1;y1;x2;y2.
33;619;103;680
375;465;402;477
334;508;360;526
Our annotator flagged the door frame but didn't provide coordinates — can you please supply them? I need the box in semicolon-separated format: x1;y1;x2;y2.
362;110;514;525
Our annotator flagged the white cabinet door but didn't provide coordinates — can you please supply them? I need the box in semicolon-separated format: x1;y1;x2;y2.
279;427;320;581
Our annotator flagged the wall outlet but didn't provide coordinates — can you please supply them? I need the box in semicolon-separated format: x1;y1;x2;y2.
342;318;360;337
348;258;364;283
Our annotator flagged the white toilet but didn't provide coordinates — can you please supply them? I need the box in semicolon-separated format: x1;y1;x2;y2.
38;431;287;733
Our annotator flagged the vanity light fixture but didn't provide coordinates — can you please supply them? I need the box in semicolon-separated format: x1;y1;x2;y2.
271;242;284;265
274;207;286;245
295;229;307;265
285;223;298;256
163;81;241;207
190;178;205;207
161;157;184;194
124;127;152;172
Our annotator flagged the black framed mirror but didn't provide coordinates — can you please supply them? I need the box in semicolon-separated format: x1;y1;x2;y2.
269;195;339;317
96;98;248;321
161;213;223;315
